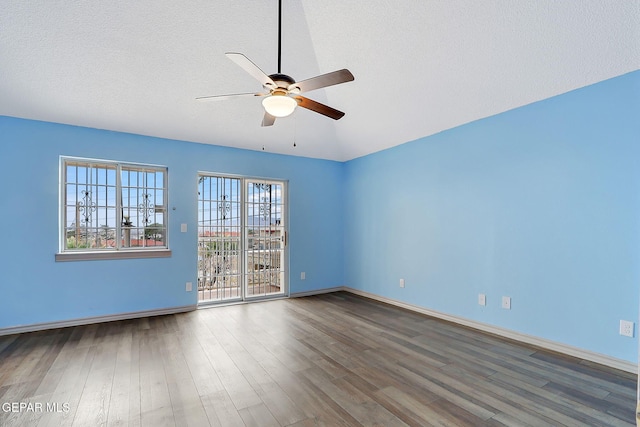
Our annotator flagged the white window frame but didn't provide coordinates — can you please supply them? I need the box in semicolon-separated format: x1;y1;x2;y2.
56;156;171;261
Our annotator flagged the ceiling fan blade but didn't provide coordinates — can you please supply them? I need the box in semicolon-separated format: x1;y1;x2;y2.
261;112;276;127
196;92;265;102
225;52;276;89
289;69;354;93
293;96;345;120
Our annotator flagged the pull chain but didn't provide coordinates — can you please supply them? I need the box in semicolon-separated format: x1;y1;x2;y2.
293;115;297;148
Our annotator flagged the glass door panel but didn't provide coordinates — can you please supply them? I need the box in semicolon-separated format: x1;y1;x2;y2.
197;176;242;303
245;180;286;298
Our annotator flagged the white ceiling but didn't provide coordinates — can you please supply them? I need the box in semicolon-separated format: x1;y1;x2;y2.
1;1;638;161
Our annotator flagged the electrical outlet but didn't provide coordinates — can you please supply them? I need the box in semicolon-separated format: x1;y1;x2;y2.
300;272;306;280
478;294;486;306
501;296;511;310
185;282;192;292
399;279;405;288
620;320;634;337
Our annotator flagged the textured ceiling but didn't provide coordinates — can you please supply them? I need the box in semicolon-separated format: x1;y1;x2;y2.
1;1;638;161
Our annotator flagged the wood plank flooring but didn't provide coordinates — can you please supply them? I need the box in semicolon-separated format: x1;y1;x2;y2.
0;291;636;426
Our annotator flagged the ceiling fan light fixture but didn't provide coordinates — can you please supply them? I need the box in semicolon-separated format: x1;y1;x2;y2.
262;92;297;117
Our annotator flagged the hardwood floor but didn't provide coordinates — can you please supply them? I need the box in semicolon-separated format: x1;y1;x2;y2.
0;291;636;426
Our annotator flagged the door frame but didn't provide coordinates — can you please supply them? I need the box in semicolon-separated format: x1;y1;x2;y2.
196;171;289;305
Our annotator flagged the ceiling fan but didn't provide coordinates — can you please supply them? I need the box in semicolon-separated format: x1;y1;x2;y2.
196;0;354;127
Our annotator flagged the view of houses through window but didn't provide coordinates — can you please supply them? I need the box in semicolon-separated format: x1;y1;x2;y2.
61;157;167;252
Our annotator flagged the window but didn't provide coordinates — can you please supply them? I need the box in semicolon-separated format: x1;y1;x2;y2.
57;157;170;261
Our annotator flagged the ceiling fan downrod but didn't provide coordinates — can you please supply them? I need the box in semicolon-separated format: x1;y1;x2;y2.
278;0;282;74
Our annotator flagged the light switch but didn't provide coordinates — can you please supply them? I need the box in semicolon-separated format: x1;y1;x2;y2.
181;223;187;233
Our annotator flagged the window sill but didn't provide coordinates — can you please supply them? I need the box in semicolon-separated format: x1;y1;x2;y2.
55;249;172;262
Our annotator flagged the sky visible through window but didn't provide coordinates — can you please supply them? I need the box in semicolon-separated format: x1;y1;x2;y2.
63;160;166;249
198;178;283;228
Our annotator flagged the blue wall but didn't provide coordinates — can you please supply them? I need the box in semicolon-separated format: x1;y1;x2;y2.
1;71;638;364
344;71;640;362
0;117;345;328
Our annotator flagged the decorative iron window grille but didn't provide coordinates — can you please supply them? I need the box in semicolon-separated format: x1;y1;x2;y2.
60;157;168;252
197;175;242;301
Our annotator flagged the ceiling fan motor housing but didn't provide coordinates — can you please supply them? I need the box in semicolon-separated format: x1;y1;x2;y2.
268;73;296;89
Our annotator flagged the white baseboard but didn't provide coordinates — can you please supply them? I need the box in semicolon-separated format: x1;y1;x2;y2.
0;304;197;337
343;287;637;374
290;286;347;298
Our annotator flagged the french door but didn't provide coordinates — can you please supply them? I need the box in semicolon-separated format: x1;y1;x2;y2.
197;174;287;304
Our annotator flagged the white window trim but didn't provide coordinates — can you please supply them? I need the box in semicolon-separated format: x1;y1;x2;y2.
57;156;170;261
55;249;171;262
